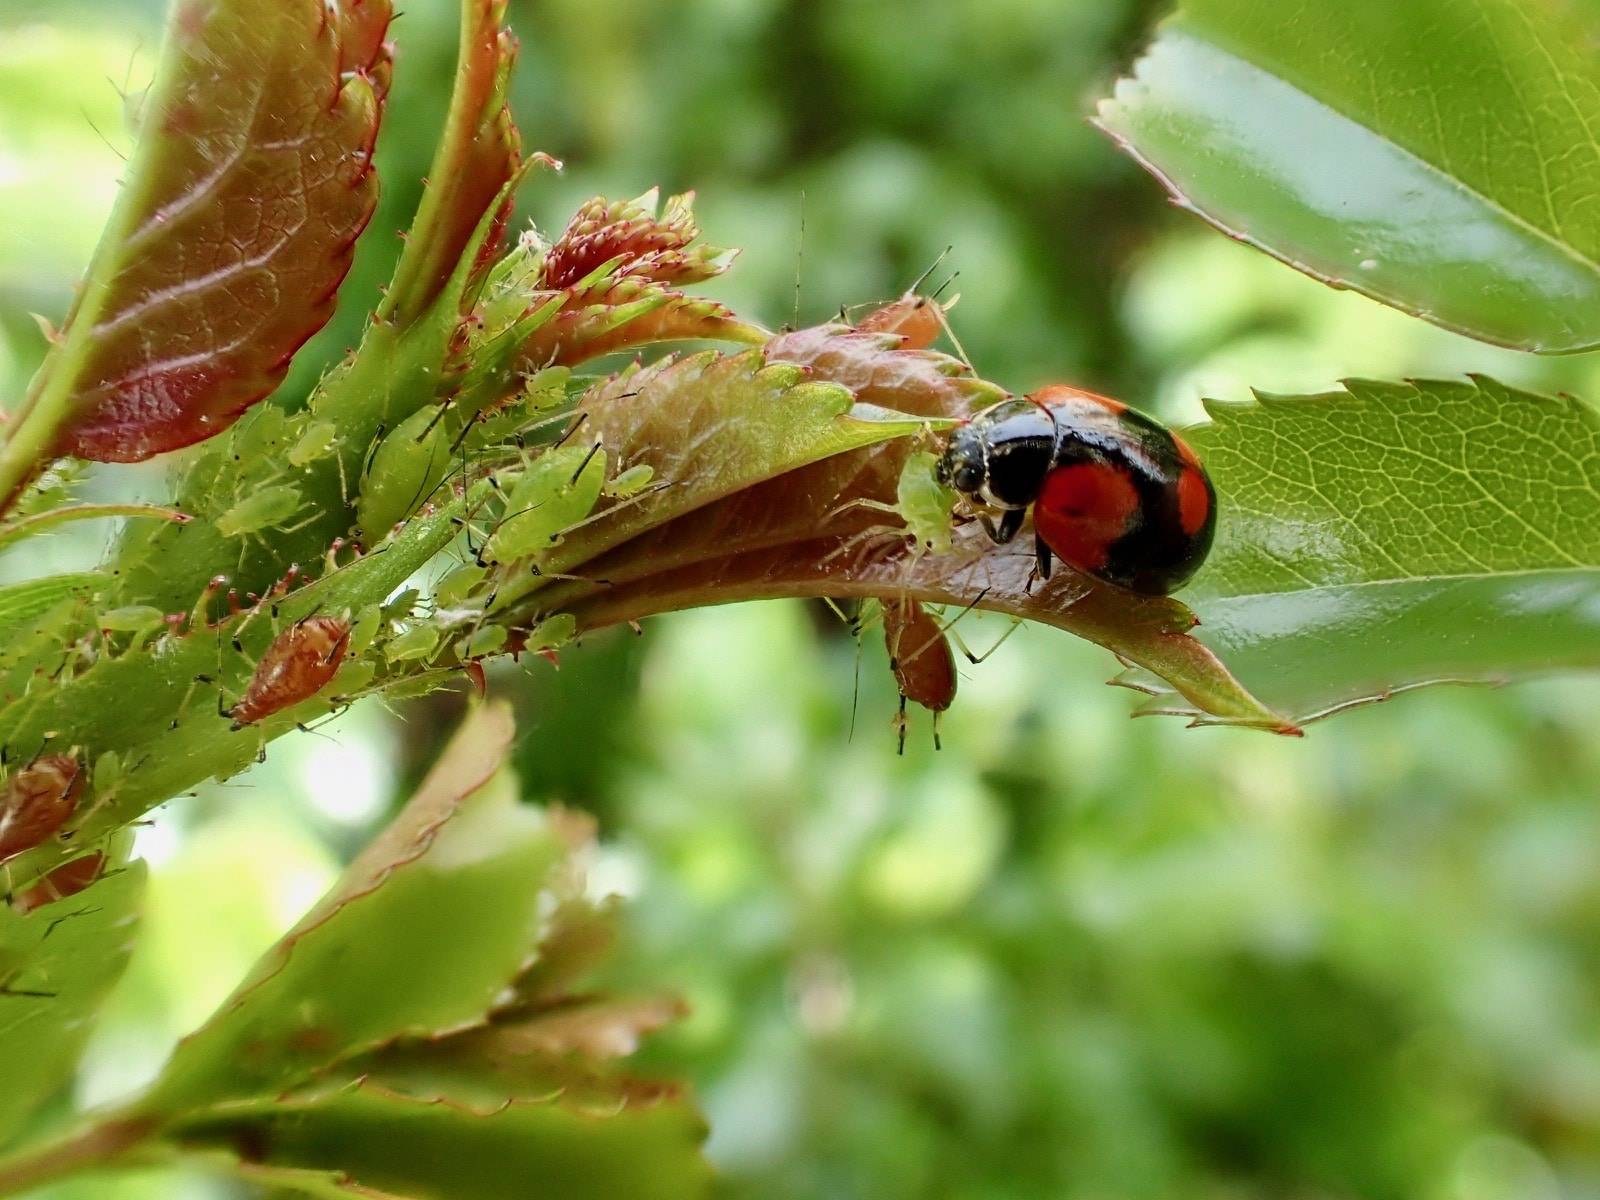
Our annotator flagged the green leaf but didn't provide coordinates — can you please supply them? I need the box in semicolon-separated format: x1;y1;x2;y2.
1133;377;1600;722
1096;0;1600;352
0;574;103;642
174;1080;711;1200
0;861;145;1149
0;0;393;487
133;702;561;1115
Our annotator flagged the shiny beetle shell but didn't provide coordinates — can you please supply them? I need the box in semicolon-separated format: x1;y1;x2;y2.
937;386;1216;595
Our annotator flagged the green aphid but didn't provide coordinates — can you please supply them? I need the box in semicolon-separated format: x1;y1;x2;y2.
230;406;290;459
356;406;454;546
216;484;304;538
456;625;508;660
93;750;125;799
483;444;608;565
435;564;488;607
287;420;339;467
471;367;574;448
381;588;421;623
385;625;440;663
604;463;655;499
347;605;384;655
524;612;577;651
897;451;958;555
97;605;165;634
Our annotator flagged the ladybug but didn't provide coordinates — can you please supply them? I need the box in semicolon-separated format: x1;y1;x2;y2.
936;386;1217;595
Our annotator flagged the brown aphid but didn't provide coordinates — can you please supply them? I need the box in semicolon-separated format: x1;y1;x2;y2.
14;852;105;914
0;755;83;864
230;616;351;725
857;292;945;351
884;598;957;713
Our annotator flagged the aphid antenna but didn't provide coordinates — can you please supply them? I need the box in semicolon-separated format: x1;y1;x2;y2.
570;438;605;484
360;422;388;480
848;628;864;745
550;410;591;451
551;479;672;542
527;565;609;586
448;409;490;456
419;397;458;441
908;245;955;297
929;273;960;303
42;903;101;942
792;188;807;331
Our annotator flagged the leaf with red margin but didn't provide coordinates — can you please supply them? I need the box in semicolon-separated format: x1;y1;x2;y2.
553;525;1297;734
129;702;576;1116
25;0;394;465
380;0;523;326
173;1080;711;1200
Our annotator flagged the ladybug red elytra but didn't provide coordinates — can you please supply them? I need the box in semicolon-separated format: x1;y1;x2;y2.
937;386;1217;595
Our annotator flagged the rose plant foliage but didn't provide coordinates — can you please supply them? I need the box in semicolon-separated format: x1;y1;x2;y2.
0;0;1596;1193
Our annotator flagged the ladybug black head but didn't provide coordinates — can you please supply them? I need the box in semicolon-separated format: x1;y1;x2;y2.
936;424;988;496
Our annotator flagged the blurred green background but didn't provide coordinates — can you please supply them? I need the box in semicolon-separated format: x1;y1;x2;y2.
6;2;1600;1198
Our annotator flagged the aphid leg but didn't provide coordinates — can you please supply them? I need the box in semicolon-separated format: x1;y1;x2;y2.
930;287;974;368
948;617;1023;666
821;497;903;525
895;694;909;757
932;710;944;752
170;672;215;729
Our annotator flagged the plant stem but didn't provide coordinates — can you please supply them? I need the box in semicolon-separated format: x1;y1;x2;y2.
0;1115;154;1197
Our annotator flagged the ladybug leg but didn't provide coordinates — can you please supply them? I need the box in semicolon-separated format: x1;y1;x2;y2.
1034;533;1054;581
980;507;1026;546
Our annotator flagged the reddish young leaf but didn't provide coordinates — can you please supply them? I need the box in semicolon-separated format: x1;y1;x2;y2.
541;191;727;292
16;0;394;468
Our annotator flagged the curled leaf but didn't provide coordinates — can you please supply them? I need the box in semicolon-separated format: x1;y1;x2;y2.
380;0;524;325
557;524;1296;733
